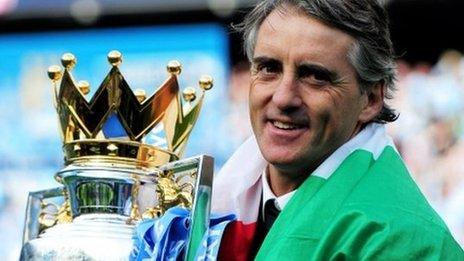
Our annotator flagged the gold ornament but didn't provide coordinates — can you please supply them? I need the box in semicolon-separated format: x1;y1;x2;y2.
167;60;182;75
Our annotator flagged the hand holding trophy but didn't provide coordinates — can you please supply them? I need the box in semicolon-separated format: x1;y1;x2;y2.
20;51;218;260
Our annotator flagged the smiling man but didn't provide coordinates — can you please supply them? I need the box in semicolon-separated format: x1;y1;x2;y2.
212;0;463;260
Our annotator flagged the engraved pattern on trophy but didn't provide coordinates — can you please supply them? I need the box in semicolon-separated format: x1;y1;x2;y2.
37;188;73;234
20;51;214;260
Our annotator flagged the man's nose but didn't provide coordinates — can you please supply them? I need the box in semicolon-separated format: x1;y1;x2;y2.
271;73;302;110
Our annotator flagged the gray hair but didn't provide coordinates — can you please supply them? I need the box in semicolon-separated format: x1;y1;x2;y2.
237;0;398;123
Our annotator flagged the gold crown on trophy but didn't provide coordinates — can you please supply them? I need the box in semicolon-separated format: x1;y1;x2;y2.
47;50;213;168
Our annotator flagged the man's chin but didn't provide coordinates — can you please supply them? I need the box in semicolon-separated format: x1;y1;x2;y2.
261;149;303;169
259;145;321;176
265;159;314;182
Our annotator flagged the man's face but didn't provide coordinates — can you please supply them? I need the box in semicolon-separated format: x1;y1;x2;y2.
250;7;377;177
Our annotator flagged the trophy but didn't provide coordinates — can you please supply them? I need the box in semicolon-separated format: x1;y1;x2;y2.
20;51;214;260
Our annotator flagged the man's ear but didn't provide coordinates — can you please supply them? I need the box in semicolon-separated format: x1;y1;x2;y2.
358;82;385;123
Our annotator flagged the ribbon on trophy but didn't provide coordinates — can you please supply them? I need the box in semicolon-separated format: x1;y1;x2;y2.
131;207;236;260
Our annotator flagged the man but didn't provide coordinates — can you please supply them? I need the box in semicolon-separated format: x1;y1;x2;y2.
212;0;464;260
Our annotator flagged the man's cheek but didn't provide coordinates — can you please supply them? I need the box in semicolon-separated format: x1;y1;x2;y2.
310;111;331;147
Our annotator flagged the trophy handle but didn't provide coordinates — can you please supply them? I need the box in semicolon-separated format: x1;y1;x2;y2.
156;154;214;260
185;155;214;261
22;187;65;245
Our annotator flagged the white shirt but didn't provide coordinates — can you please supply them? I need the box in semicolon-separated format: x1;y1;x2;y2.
261;169;296;217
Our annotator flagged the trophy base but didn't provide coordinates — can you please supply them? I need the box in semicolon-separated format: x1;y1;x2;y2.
20;214;135;260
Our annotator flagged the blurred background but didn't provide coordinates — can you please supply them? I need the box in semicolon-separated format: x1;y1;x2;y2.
1;0;464;259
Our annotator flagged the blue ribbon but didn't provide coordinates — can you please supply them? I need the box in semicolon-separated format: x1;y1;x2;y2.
130;207;235;261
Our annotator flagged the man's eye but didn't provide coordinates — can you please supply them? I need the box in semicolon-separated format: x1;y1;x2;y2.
254;61;281;76
312;72;331;83
259;64;278;73
298;67;332;85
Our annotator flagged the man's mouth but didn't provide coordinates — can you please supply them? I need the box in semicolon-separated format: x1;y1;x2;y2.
271;120;305;130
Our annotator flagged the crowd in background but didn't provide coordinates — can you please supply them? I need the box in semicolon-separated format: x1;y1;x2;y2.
226;49;464;246
388;50;464;246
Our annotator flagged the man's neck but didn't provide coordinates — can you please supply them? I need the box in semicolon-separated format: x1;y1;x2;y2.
267;165;308;197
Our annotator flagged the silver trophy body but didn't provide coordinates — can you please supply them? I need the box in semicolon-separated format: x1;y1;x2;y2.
21;156;214;260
